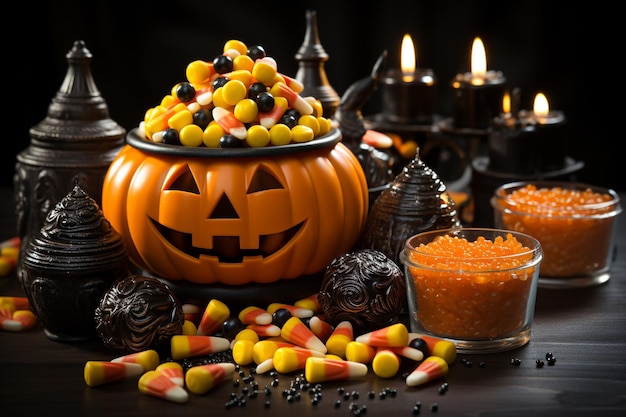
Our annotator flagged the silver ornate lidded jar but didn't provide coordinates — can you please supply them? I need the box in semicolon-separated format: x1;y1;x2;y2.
21;184;130;342
14;40;125;280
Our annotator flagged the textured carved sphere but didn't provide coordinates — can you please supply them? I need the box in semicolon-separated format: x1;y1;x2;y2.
318;249;406;335
94;275;184;354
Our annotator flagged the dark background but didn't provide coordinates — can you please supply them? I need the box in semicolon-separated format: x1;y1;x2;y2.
5;1;620;191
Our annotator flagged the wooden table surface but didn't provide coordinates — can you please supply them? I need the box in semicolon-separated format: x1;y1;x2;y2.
1;186;625;417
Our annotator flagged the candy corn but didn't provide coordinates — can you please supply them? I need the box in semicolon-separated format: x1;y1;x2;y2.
84;361;144;387
111;349;160;372
239;305;272;325
325;321;353;358
273;346;325;374
252;339;295;364
247;323;281;337
197;299;230;335
308;316;334;343
232;339;255;365
212;107;247;139
345;341;376;364
138;370;188;403
280;316;327;353
406;356;449;387
372;348;400;379
181;303;203;324
294;293;321;313
386;345;425;362
304;357;368;383
155;362;184;387
254;357;274;374
355;323;409;347
408;333;457;364
267;303;314;319
1;309;36;331
170;335;230;360
185;362;235;395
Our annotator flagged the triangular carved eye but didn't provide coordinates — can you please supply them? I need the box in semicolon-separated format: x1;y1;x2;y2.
210;194;239;219
247;167;284;194
166;165;200;194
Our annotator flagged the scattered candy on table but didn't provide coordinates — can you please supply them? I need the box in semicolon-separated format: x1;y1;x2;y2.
197;299;231;336
84;361;144;387
304;357;368;383
0;295;37;332
170;335;231;360
280;316;327;353
372;348;402;379
111;349;160;372
405;356;449;387
185;362;236;395
138;370;189;403
0;237;19;277
325;320;354;358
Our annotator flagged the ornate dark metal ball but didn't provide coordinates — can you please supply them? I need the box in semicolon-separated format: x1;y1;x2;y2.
95;275;184;354
318;249;406;334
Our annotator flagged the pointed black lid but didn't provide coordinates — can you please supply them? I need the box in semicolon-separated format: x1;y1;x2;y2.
28;40;125;149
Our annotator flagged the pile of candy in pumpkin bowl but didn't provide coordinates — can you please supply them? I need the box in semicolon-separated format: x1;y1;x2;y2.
101;40;370;307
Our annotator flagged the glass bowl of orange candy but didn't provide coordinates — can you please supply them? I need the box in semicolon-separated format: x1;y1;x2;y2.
491;181;622;289
399;228;543;353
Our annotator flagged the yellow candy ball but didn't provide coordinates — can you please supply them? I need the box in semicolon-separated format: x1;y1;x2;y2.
298;115;320;137
246;125;270;148
223;39;248;55
186;60;214;85
291;125;314;143
222;79;247;106
269;124;292;146
203;122;225;148
317;117;331;136
234;99;258;124
233;55;254;72
179;124;204;147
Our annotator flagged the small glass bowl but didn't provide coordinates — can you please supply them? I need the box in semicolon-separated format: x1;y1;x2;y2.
400;228;543;353
491;181;622;289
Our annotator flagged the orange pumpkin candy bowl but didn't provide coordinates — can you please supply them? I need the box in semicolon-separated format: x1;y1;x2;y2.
102;127;369;303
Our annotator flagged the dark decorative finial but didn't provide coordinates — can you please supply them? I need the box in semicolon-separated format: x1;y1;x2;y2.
294;10;340;118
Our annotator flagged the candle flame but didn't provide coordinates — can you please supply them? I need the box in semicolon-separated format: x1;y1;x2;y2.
533;93;550;116
401;34;416;81
471;37;487;84
502;91;511;114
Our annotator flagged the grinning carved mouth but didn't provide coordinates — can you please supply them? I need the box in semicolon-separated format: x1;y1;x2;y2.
150;218;304;263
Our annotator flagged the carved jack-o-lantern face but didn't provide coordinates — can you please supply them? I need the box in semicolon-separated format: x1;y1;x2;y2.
151;162;302;262
102;129;369;285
